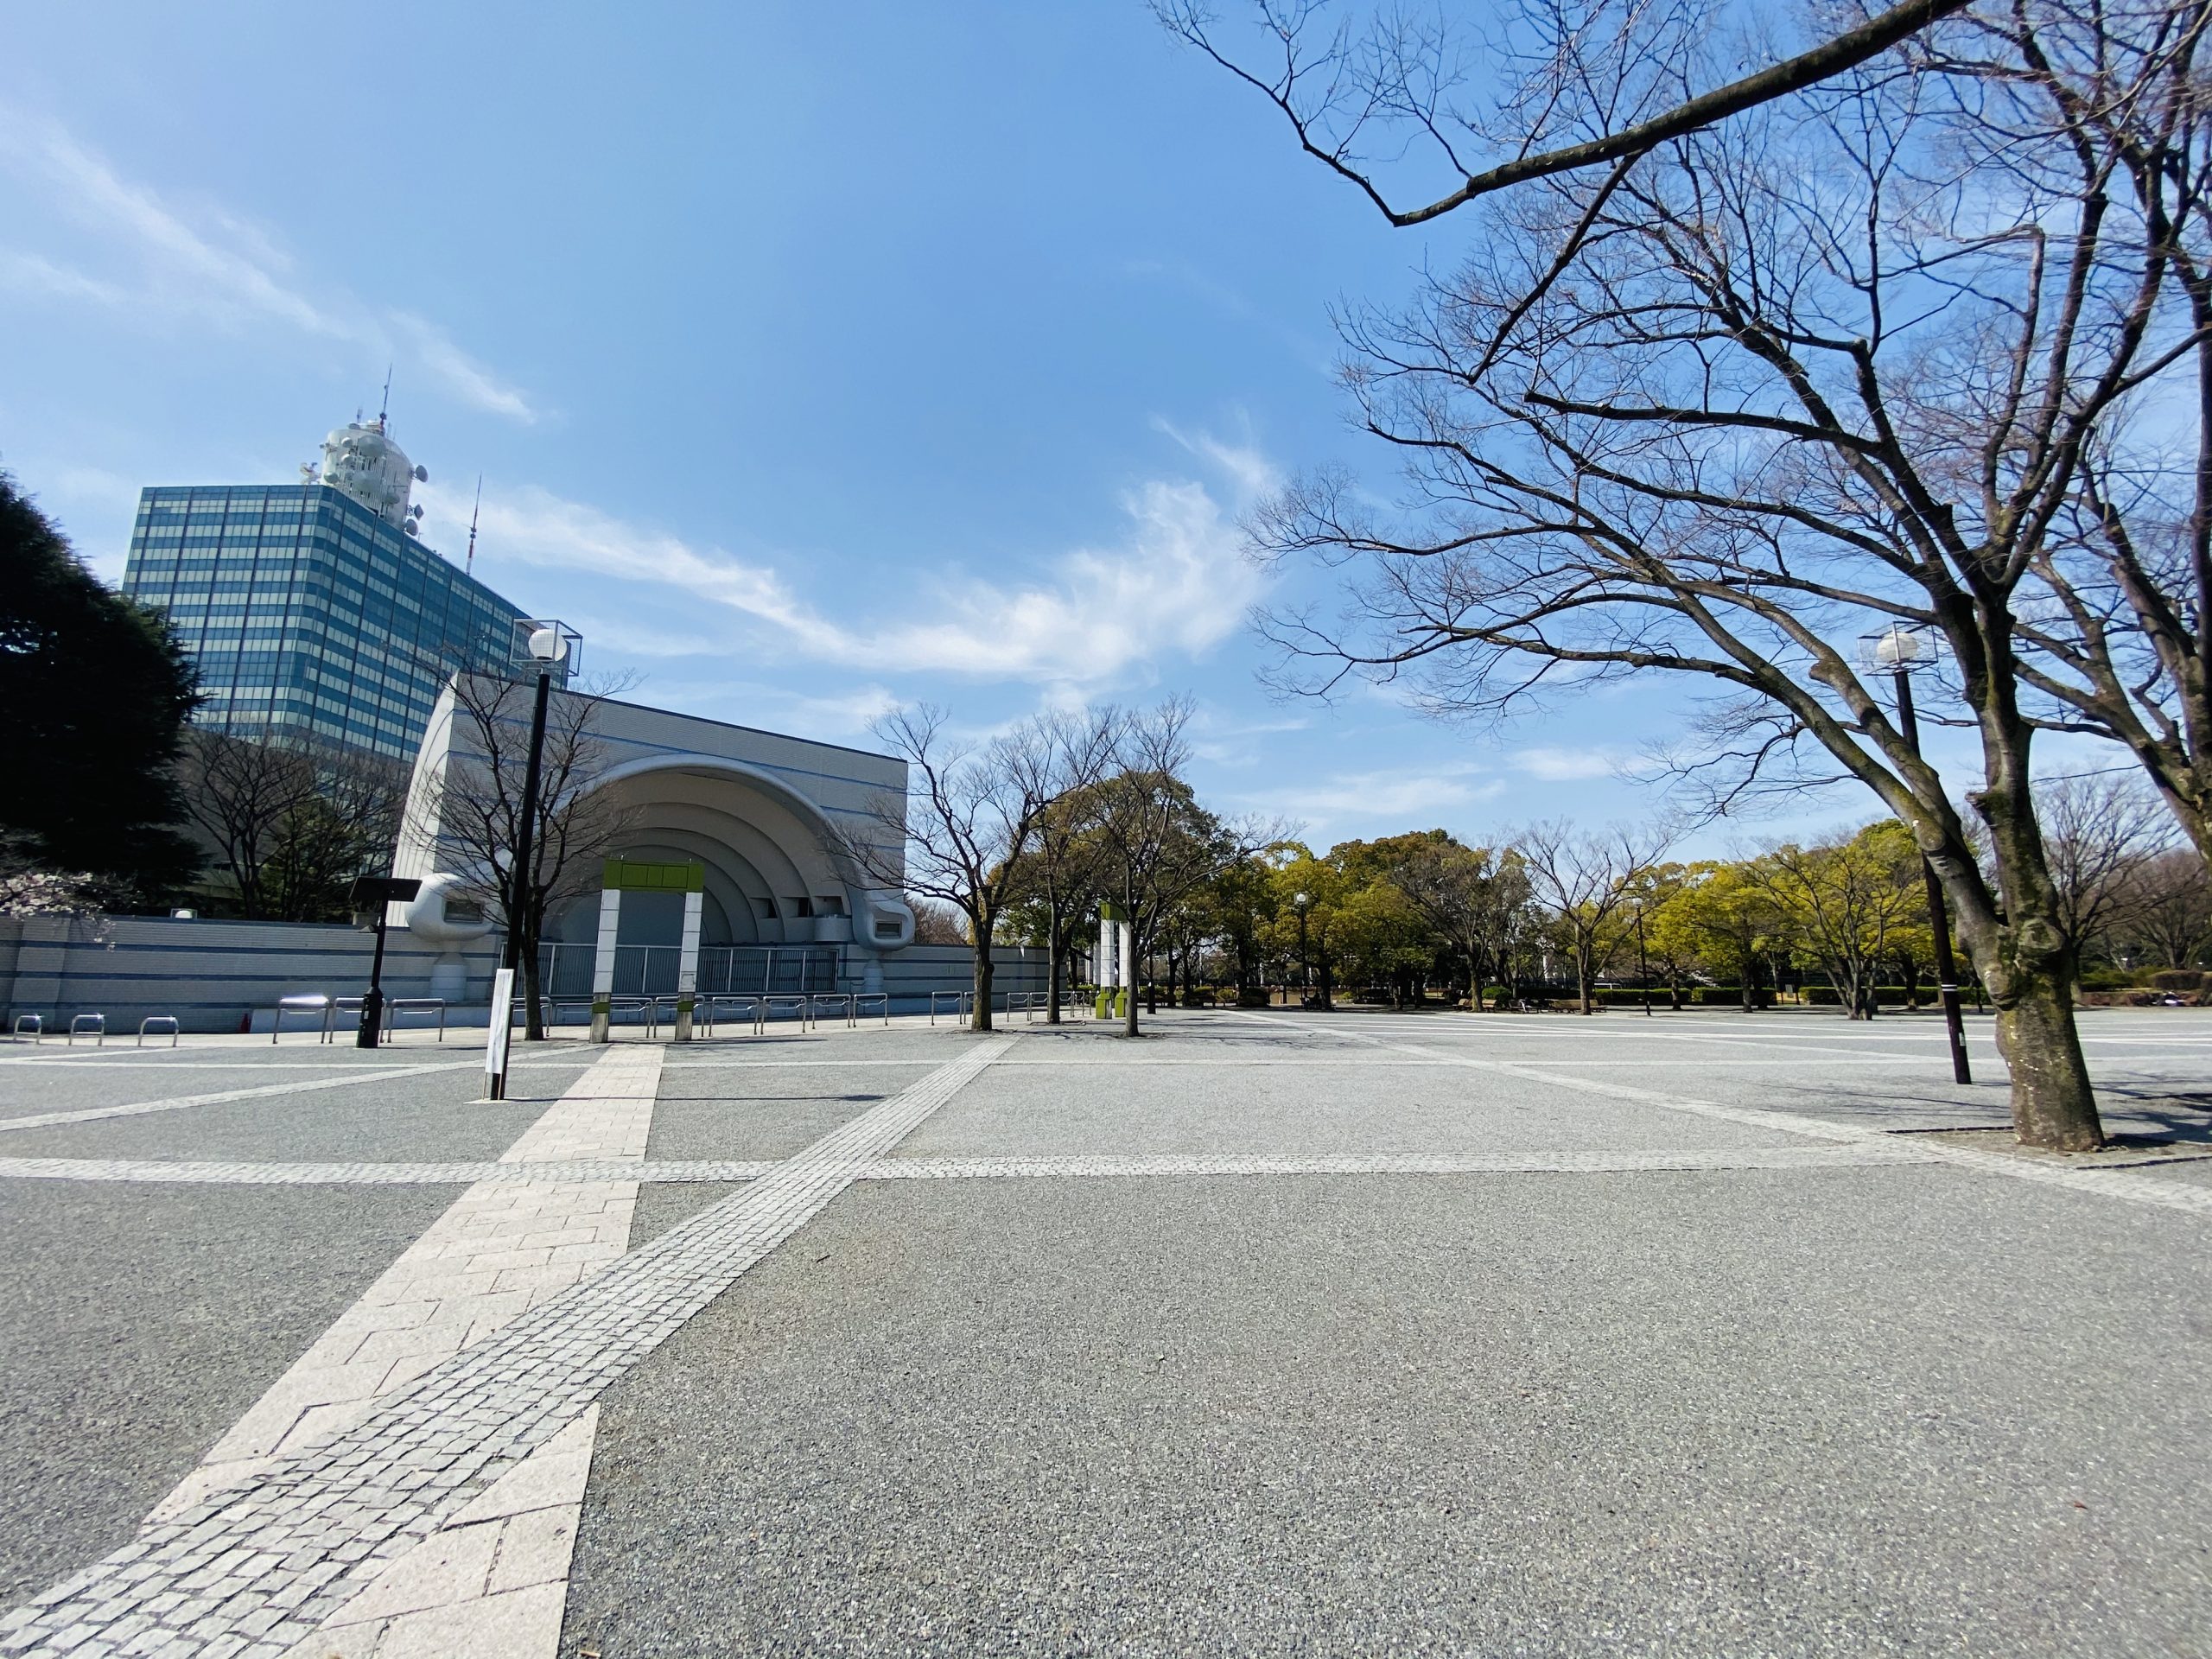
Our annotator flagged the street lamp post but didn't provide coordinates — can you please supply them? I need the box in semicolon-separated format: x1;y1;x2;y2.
487;620;576;1102
1870;624;1974;1085
349;875;422;1048
1293;890;1311;1009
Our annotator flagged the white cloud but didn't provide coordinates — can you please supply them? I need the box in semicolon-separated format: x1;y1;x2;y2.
1233;760;1505;832
1154;416;1281;501
434;459;1265;690
0;111;538;422
1512;747;1628;782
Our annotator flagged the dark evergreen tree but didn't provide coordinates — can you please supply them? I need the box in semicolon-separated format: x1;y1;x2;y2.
0;470;199;900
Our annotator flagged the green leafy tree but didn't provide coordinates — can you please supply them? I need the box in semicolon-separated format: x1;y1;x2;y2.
1650;862;1783;1012
0;471;197;902
1748;823;1927;1020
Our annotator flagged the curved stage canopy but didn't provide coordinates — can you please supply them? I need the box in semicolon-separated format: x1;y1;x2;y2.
393;679;914;994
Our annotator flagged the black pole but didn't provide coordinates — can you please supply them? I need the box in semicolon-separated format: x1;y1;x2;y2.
1637;911;1652;1016
491;668;554;1098
1895;665;1973;1084
356;908;389;1048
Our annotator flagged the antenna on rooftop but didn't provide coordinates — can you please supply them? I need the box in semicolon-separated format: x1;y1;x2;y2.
465;475;483;575
378;364;393;427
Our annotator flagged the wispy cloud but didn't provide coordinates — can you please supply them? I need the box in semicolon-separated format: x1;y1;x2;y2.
0;111;538;422
1513;747;1629;782
1232;760;1505;834
433;444;1267;690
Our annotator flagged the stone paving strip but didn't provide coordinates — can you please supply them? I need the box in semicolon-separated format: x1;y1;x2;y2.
0;1146;1922;1189
1236;1012;2212;1219
0;1065;483;1134
0;1034;1013;1659
145;1046;665;1525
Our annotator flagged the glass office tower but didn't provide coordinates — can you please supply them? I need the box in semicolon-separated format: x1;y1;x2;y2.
120;420;544;760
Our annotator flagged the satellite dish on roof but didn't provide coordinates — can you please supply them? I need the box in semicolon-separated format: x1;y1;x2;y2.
414;465;429;482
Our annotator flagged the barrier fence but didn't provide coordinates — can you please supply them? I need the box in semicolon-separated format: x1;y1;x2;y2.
533;942;843;1000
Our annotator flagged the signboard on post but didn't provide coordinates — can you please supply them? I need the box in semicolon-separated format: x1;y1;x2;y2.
485;967;515;1097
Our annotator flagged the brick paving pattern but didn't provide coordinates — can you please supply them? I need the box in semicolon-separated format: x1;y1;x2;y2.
0;1035;1010;1658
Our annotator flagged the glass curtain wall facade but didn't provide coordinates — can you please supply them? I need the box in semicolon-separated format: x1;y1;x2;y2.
122;484;542;760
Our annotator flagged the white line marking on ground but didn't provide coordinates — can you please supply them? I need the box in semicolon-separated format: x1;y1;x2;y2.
0;1063;480;1133
0;1156;780;1185
0;1036;1014;1659
0;1146;1948;1186
1226;1012;2212;1219
868;1147;1918;1176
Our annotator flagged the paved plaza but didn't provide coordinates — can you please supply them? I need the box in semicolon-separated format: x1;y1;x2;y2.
0;1007;2208;1657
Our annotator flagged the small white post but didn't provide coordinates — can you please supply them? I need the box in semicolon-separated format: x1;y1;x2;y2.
588;886;622;1043
674;887;704;1041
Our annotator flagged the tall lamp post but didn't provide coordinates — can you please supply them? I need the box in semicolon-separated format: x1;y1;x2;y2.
349;875;422;1047
1868;624;1974;1084
1293;890;1311;1009
486;620;578;1102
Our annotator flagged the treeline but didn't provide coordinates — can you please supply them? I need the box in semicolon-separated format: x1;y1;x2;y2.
878;696;2210;1026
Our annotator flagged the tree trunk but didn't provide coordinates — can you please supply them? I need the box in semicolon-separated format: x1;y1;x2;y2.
1935;689;2104;1148
1576;944;1594;1015
1948;873;2101;1148
1988;949;2100;1148
523;890;546;1040
1668;968;1683;1011
1046;893;1063;1025
971;932;995;1032
1739;954;1758;1013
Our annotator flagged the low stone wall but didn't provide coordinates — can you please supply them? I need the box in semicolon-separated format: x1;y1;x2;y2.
0;916;1048;1034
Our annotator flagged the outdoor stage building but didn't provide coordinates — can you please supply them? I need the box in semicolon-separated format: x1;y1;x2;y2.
391;683;919;1004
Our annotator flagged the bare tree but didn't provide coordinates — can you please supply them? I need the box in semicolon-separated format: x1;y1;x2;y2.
267;749;410;923
2036;774;2180;952
2113;849;2212;969
416;673;635;1039
180;734;409;921
1209;6;2197;1147
846;706;1074;1032
1516;821;1675;1014
908;896;969;945
1909;9;2212;873
179;733;320;919
1159;0;1969;225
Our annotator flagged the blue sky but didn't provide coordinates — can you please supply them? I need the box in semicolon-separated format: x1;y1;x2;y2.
0;2;2005;855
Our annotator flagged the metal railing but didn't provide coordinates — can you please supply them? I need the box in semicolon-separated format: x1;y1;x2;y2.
271;995;334;1044
854;991;890;1027
137;1015;181;1047
534;942;844;1000
67;1014;105;1046
9;1014;40;1043
929;990;975;1025
385;998;448;1040
701;994;766;1036
763;994;814;1031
